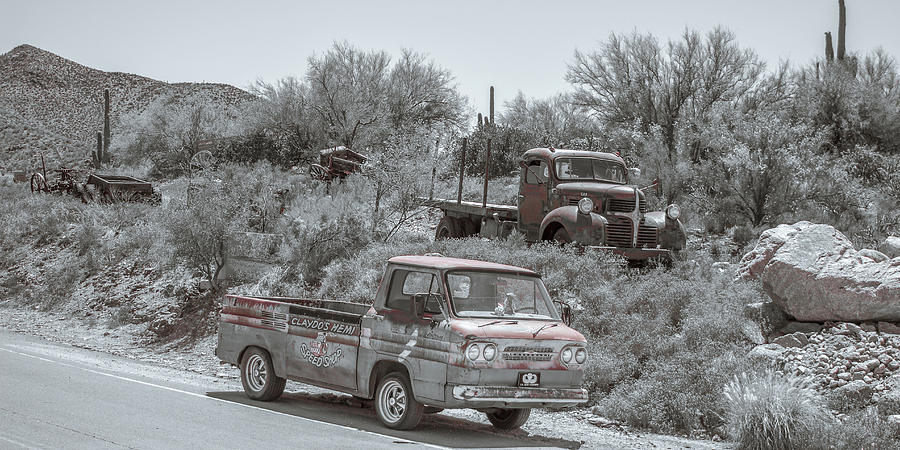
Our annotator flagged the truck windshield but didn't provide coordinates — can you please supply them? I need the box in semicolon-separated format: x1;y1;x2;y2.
555;158;626;184
446;271;559;320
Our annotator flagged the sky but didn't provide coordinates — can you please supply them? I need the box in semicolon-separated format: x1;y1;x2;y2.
2;0;899;116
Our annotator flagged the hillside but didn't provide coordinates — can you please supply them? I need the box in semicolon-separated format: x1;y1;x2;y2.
0;44;256;171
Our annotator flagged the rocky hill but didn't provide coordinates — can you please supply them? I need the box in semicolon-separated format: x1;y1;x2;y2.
0;44;257;171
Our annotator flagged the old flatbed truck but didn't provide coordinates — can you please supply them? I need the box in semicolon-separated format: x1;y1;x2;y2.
216;255;587;430
424;147;686;261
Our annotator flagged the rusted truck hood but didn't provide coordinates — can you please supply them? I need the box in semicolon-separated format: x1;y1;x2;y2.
449;318;586;342
555;181;636;200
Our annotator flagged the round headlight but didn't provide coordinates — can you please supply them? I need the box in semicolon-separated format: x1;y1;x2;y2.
666;204;681;220
483;344;496;361
466;343;480;361
577;197;594;215
575;347;587;364
561;347;574;364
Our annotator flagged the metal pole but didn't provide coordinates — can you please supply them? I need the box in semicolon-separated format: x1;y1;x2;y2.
457;138;467;204
482;138;491;209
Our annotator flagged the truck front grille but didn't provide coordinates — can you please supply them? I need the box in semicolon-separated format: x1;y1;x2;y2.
502;346;554;361
605;216;633;247
606;197;647;213
637;220;658;247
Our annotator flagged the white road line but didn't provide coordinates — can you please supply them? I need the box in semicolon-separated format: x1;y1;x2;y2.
0;433;43;450
0;347;448;450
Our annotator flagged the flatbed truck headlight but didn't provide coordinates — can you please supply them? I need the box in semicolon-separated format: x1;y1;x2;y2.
577;197;594;215
666;204;681;220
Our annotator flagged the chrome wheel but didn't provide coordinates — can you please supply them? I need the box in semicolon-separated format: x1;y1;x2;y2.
245;354;267;392
377;379;407;424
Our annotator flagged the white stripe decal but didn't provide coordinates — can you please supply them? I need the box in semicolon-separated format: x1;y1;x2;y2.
397;329;418;362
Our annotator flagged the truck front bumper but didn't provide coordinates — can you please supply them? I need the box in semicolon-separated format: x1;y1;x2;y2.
450;385;588;408
588;246;675;262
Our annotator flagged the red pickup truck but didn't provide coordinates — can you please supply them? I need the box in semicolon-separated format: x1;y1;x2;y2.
216;255;588;430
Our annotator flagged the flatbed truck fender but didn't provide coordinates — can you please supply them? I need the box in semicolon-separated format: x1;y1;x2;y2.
540;206;607;245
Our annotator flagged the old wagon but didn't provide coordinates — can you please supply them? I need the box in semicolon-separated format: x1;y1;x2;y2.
309;146;367;182
85;174;159;203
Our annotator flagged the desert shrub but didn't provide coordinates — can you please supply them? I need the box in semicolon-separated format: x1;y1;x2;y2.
732;225;755;249
810;409;900;449
723;369;831;450
163;181;246;291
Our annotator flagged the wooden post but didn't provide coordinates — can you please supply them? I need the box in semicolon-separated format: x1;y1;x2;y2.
457;138;467;205
482;138;491;209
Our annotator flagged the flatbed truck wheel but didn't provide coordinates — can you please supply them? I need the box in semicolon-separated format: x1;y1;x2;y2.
375;372;424;430
552;227;572;244
240;347;286;401
435;216;461;240
486;408;531;430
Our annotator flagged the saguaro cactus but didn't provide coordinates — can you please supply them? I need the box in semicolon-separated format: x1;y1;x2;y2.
837;0;846;61
825;32;834;62
489;86;495;125
103;89;111;164
93;132;102;168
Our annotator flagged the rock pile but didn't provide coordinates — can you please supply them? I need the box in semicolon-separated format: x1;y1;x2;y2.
769;323;900;395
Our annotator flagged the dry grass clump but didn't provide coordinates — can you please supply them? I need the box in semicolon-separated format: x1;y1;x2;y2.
723;369;831;450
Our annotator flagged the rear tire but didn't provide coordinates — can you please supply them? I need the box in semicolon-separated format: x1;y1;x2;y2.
374;372;423;430
486;408;531;430
435;216;461;240
240;347;286;401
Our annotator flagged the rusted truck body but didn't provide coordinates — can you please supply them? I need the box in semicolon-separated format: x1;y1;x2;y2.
216;255;587;430
424;148;686;261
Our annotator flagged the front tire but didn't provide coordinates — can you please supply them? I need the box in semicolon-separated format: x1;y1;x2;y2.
486;408;531;430
374;372;423;430
240;347;286;401
552;227;572;244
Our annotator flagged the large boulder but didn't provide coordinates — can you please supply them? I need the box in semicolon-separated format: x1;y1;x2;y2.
881;236;900;259
738;222;900;322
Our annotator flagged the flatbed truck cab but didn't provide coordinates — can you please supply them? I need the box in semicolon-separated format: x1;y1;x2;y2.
216;255;588;430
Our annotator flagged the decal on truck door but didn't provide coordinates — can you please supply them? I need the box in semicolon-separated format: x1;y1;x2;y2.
297;332;344;368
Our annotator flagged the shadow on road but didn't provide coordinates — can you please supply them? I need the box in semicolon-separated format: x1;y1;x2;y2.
207;390;581;449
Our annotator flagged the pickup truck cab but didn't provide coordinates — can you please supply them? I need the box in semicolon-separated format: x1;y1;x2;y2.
216;254;588;430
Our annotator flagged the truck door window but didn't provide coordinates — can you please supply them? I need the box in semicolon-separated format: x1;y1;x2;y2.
387;270;443;314
524;160;548;184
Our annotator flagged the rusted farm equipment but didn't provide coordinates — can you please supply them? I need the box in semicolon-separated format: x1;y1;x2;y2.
309;146;367;182
30;154;80;195
85;174;159;203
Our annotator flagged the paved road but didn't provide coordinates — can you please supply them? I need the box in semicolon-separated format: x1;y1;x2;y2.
0;330;575;449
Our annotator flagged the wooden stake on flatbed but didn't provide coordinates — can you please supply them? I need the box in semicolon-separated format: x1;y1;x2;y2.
457;138;467;205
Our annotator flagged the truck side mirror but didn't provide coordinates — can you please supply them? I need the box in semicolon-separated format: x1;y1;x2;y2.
553;300;572;326
411;294;427;319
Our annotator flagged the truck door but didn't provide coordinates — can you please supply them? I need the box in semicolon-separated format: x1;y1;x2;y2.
518;159;549;241
285;304;361;392
372;268;450;403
